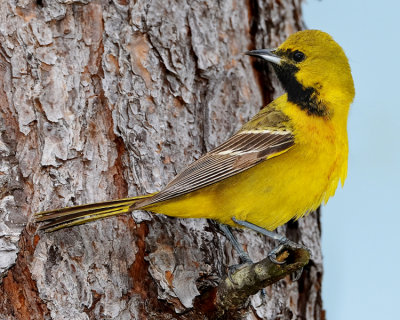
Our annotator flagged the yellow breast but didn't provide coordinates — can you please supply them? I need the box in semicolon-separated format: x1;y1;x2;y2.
148;97;348;231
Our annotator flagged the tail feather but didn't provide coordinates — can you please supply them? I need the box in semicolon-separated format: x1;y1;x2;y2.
35;194;155;232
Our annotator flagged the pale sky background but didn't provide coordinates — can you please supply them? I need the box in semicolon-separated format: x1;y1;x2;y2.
302;0;400;319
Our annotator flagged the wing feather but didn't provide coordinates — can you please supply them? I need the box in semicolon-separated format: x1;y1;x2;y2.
143;129;294;205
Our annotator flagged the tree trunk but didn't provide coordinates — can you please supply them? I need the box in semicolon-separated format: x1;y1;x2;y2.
0;0;324;319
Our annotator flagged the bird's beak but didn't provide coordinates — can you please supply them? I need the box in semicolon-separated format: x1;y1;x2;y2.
245;49;281;65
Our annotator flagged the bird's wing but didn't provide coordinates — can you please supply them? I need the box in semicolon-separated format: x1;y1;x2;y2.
144;112;294;205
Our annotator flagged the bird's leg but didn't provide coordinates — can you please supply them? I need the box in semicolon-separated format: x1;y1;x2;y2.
231;217;311;266
219;223;267;297
219;224;254;284
219;224;253;266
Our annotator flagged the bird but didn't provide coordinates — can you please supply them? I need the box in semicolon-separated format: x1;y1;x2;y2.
35;30;354;263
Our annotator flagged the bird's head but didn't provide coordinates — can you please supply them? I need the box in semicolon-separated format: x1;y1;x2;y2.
247;30;355;119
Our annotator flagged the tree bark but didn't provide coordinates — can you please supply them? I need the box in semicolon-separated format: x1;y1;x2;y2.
0;0;324;319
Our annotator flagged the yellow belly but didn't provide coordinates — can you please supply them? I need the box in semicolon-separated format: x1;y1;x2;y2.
147;146;338;230
146;102;348;231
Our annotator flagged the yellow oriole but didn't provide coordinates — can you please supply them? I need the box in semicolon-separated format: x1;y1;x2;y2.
36;30;354;243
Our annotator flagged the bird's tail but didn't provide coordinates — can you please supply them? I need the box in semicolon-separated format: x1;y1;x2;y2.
35;193;155;232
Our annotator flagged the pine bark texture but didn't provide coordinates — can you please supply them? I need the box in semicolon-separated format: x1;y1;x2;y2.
0;0;324;319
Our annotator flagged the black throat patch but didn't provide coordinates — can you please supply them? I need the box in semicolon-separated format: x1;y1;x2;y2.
273;62;329;118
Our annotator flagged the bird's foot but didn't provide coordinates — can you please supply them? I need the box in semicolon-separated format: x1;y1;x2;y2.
267;239;311;280
227;260;253;284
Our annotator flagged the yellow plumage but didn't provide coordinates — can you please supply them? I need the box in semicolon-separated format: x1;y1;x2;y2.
146;95;346;230
36;30;354;233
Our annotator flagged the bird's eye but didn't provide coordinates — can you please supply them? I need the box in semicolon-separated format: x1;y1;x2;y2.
293;50;305;62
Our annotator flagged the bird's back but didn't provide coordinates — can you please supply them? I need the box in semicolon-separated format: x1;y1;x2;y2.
143;94;348;230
